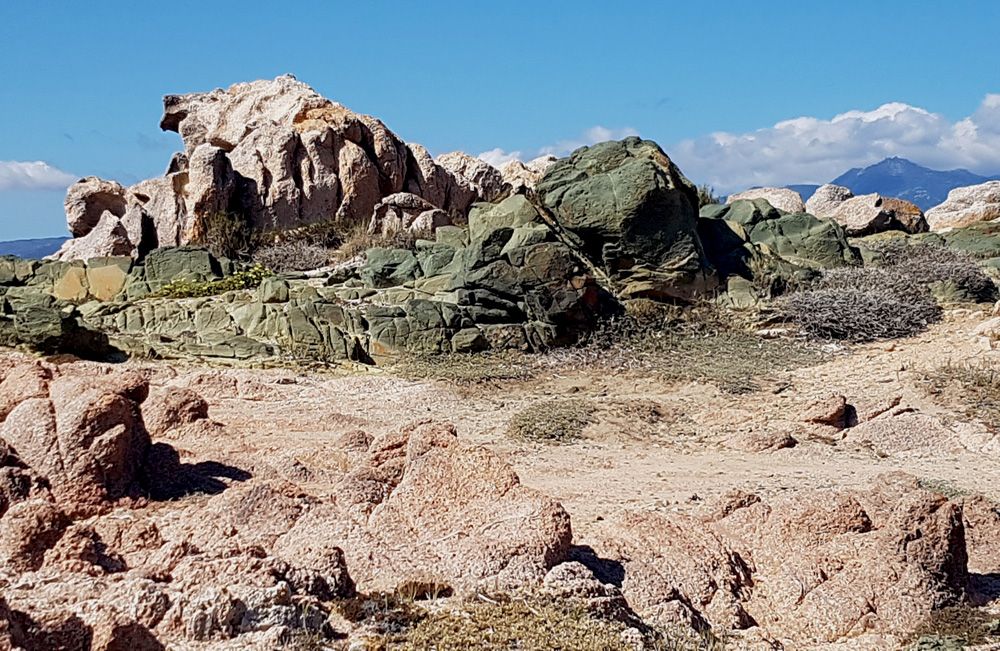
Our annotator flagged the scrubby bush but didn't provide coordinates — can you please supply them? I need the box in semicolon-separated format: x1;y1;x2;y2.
252;241;331;272
782;267;941;342
869;240;997;302
150;264;271;299
782;241;997;342
506;399;596;443
195;211;261;260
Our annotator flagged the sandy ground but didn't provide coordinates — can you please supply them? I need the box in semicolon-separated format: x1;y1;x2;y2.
104;306;1000;547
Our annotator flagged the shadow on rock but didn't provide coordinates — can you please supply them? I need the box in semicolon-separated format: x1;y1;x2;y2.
142;442;252;500
969;573;1000;606
569;545;626;587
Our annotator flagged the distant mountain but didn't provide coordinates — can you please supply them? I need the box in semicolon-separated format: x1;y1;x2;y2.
830;157;1000;210
0;236;67;259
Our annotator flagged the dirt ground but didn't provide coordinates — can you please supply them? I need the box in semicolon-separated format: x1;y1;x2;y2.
103;306;1000;549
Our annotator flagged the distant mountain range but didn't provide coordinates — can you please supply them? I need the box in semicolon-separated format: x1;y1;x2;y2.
786;157;1000;210
0;236;67;259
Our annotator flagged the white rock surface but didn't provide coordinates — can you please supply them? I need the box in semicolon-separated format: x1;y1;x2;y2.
926;181;1000;231
726;187;806;214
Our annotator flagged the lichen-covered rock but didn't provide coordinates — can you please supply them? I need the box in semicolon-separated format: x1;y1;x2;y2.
702;199;861;269
535;137;716;301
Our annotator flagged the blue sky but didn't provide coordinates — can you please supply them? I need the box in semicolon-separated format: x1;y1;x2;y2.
2;0;1000;240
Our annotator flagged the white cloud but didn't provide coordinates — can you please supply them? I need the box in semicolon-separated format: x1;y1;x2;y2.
671;94;1000;194
0;161;77;192
478;125;640;167
477;147;524;168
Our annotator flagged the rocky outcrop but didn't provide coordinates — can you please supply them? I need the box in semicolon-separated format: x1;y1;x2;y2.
805;184;928;236
54;76;493;261
926;180;1000;230
500;155;557;194
0;360;573;649
437;151;511;203
367;192;450;236
535;137;717;301
585;473;968;645
805;183;855;218
727;187;806;214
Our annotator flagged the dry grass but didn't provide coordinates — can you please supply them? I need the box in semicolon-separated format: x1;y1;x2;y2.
335;224;430;262
905;606;1000;649
506;399;597;443
918;361;1000;432
871;240;997;303
392;303;824;395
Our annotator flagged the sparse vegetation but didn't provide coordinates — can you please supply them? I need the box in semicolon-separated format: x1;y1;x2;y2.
917;478;969;500
195;211;262;259
150;264;271;299
335;223;430;261
253;241;331;272
905;606;1000;649
697;184;720;208
870;240;997;303
918;361;1000;432
782;267;942;342
783;241;998;343
506;399;597;443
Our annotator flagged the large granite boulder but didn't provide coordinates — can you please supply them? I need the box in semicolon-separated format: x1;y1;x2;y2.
726;187;806;214
926;181;1000;231
806;184;927;236
535;137;716;301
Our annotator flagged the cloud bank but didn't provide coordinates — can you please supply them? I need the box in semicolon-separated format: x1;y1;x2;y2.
672;94;1000;193
0;161;77;192
478;125;639;168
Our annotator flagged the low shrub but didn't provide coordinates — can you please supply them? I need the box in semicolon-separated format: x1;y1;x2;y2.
506;399;596;443
782;267;942;342
335;223;430;262
252;241;331;272
195;211;261;260
870;240;997;303
150;264;271;299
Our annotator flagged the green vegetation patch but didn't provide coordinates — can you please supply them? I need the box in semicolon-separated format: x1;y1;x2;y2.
149;264;271;299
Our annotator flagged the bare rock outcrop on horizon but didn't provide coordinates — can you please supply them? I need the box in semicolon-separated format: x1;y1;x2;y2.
53;76;514;261
806;183;928;236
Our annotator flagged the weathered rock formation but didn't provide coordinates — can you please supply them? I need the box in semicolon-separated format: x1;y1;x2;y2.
536;137;718;301
805;184;928;236
726;187;806;214
500;155;557;194
926;180;1000;230
53;76;494;261
0;360;571;648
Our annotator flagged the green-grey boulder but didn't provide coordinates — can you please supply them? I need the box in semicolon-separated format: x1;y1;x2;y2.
535;137;716;301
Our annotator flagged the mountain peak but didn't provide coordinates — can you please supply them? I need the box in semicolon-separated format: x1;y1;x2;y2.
831;157;993;209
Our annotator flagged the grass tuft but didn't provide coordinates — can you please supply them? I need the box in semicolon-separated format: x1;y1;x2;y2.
506;399;597;443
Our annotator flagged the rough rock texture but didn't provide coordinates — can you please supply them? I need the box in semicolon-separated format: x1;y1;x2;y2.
535;137;717;301
805;183;855;218
500;155;557;194
0;360;574;649
64;177;128;238
53;210;135;261
586;473;968;645
437;151;511;203
0;365;150;515
926;180;1000;230
367;192;450;236
726;187;806;214
55;76;489;261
